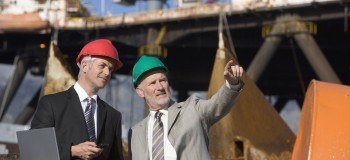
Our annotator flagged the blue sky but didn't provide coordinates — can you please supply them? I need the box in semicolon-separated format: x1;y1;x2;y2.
84;0;175;16
85;0;137;16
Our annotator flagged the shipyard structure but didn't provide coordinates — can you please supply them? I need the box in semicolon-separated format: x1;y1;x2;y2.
0;0;349;159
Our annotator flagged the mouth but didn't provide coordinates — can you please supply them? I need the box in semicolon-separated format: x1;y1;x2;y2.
99;76;108;82
156;92;166;97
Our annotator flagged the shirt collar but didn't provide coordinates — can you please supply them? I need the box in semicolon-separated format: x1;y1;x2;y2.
150;109;168;120
73;82;98;102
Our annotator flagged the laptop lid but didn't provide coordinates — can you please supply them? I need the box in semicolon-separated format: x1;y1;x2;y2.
16;127;60;160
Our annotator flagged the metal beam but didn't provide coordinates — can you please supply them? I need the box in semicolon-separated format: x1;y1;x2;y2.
246;16;285;82
294;33;342;84
0;56;29;120
14;89;40;124
58;2;350;48
246;36;282;82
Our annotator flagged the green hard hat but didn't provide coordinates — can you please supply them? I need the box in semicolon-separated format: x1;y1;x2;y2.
132;55;168;88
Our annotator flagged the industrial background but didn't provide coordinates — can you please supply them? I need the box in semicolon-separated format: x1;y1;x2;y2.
0;0;349;159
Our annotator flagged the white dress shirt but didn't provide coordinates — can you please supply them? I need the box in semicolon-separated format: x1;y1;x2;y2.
74;82;98;136
148;109;177;160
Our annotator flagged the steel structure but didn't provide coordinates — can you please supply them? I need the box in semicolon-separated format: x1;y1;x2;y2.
0;0;349;124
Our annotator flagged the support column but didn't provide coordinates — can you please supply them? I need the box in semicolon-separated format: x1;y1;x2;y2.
15;89;40;124
246;18;286;82
147;27;159;43
0;56;30;120
246;36;282;82
294;33;341;84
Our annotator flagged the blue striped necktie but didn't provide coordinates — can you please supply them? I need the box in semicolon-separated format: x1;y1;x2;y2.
152;111;164;160
84;98;96;142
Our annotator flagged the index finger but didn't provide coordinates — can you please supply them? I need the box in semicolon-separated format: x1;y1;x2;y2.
225;60;234;69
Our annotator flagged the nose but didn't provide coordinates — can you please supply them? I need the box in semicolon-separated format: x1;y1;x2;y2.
103;67;111;76
155;81;164;90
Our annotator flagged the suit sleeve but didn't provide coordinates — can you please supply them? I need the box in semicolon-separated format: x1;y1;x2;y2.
30;96;72;160
127;128;133;160
194;81;243;126
30;96;55;129
114;112;124;160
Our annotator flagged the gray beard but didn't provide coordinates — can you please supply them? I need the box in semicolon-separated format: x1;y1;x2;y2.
146;97;170;109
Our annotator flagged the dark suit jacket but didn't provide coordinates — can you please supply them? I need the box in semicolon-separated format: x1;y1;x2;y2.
31;86;124;160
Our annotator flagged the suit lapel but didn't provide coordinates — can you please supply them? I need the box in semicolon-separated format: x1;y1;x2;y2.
135;117;149;158
67;87;90;141
96;97;107;141
168;100;181;134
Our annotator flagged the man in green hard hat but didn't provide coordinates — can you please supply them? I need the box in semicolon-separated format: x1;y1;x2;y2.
128;55;244;160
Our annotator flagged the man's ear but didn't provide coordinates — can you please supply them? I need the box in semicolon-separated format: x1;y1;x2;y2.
81;60;89;73
136;87;145;98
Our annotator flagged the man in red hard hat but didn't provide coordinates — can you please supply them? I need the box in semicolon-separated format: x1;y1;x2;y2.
31;39;124;160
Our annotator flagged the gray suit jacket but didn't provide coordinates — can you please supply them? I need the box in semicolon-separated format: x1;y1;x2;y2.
128;84;242;160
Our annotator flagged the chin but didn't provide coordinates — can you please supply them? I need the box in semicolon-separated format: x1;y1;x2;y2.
97;84;106;89
157;98;170;106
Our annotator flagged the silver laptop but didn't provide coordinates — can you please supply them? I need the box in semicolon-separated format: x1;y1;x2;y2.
16;127;60;160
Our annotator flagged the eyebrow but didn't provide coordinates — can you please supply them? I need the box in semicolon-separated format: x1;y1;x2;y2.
99;61;113;67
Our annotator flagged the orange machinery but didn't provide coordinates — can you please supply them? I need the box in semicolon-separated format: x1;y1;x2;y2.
292;80;350;160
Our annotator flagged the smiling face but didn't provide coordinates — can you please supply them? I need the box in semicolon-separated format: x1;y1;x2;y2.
78;56;115;95
136;69;170;111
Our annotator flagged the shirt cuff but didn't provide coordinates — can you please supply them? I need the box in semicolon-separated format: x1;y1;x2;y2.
225;79;244;91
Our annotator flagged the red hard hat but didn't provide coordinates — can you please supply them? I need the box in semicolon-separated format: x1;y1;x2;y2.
76;39;123;70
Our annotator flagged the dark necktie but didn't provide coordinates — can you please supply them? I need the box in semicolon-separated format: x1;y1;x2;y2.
152;111;164;160
84;98;96;142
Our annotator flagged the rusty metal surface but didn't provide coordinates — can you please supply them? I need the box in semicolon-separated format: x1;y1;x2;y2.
0;13;49;33
62;0;341;29
41;42;76;96
63;4;228;29
208;31;295;159
0;0;344;32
